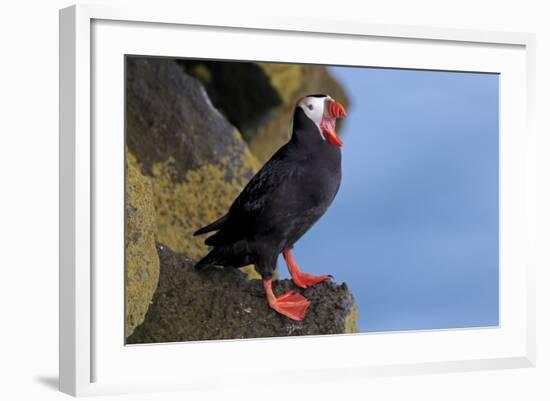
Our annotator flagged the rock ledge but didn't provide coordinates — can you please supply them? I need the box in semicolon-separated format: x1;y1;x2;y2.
127;244;358;343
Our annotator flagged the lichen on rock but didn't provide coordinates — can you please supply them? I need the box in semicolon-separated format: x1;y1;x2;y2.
151;154;245;260
344;304;360;334
126;57;260;182
126;57;261;269
125;151;160;337
148;151;262;281
179;60;283;142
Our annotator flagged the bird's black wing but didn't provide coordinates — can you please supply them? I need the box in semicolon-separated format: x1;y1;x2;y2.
204;150;299;246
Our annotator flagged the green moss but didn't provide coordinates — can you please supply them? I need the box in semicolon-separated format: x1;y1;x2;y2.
125;151;160;338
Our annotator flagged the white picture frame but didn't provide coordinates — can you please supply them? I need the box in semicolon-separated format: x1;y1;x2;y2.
59;3;536;397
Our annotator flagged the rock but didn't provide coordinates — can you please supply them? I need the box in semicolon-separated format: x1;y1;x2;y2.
127;244;359;343
126;57;261;266
179;60;282;142
125;151;160;337
126;57;259;179
179;61;350;164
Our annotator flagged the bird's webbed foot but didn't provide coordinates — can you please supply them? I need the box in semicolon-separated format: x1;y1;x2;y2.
283;249;332;288
291;271;332;288
263;279;310;321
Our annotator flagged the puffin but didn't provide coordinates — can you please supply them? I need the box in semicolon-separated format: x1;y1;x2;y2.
194;94;347;321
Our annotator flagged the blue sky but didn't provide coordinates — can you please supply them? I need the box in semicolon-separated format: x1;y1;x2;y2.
278;66;499;332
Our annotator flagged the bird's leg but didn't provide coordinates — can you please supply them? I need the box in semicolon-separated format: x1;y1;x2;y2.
283;249;331;288
263;278;310;321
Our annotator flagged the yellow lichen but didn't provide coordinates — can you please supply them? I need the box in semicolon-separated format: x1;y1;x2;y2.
125;150;160;338
147;129;262;279
240;265;261;280
235;129;262;172
344;304;359;334
187;64;212;84
249;64;308;162
151;159;240;259
260;63;304;104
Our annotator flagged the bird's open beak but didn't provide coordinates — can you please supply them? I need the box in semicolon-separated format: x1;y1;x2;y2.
320;99;347;147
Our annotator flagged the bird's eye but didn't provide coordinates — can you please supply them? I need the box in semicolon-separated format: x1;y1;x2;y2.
307;104;314;110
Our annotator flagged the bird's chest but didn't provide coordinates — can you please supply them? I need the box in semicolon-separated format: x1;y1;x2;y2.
274;164;340;248
287;155;341;213
299;168;339;206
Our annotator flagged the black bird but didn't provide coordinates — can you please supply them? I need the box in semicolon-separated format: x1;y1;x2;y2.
194;94;347;320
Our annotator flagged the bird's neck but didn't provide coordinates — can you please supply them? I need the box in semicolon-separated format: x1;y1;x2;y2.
290;109;341;162
291;109;326;148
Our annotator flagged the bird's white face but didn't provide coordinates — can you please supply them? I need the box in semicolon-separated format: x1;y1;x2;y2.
297;94;347;147
298;95;330;128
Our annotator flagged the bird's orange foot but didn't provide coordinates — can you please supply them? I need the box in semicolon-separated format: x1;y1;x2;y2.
283;249;332;288
291;272;332;289
268;290;310;321
264;279;310;321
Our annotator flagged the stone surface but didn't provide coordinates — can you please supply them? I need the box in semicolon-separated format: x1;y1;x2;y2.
177;60;350;164
127;244;359;343
125;152;160;337
179;60;283;142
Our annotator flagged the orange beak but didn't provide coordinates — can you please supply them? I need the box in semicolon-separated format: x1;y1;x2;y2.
321;99;347;147
330;100;347;119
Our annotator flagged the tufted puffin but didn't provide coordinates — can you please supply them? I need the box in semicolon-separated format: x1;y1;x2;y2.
194;94;347;321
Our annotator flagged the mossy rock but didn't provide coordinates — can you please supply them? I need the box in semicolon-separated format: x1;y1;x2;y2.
177;60;349;165
127;244;358;343
125;152;160;337
126;57;261;269
179;60;282;142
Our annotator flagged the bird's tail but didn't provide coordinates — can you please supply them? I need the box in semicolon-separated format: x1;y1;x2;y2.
194;243;250;271
193;214;228;236
194;246;233;271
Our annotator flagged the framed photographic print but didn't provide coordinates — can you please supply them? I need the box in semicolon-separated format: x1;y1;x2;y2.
59;4;536;397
